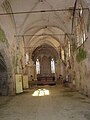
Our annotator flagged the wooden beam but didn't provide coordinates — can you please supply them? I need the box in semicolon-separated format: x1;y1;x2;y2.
0;8;89;16
14;33;74;37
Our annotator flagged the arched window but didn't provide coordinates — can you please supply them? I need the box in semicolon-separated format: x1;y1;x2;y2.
79;5;83;17
51;58;55;73
26;53;29;64
61;48;65;60
36;59;40;74
76;4;86;47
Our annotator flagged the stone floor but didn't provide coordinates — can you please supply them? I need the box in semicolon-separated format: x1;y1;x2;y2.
0;85;90;120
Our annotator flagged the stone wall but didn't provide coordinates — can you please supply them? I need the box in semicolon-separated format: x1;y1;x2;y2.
72;17;90;97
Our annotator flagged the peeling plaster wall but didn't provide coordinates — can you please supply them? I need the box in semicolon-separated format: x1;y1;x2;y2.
0;5;16;95
72;0;90;96
0;43;15;95
74;54;89;96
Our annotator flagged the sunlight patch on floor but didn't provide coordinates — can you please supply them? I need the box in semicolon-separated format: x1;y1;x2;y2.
32;89;50;96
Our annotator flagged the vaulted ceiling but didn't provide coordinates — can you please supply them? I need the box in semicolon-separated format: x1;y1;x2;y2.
32;43;59;61
1;0;75;48
0;0;89;54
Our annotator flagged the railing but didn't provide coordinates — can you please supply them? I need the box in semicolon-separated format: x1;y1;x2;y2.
37;76;56;85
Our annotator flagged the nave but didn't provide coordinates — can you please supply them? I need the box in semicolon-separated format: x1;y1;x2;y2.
0;85;90;120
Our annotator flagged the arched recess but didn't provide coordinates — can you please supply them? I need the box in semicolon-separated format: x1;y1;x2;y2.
24;25;68;47
32;43;58;62
24;26;66;55
0;52;8;95
32;43;58;77
0;48;14;96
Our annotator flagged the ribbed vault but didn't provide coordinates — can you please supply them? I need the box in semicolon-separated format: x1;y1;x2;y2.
1;0;76;49
32;43;58;62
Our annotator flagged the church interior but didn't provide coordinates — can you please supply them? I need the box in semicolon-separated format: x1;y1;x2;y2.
0;0;90;119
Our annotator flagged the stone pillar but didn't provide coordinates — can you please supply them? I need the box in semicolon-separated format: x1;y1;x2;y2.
8;72;15;95
60;61;66;79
